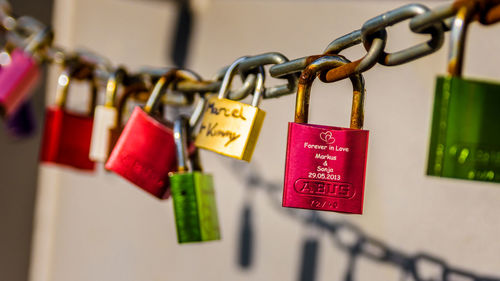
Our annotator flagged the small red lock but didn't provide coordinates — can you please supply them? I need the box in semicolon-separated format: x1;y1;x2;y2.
107;82;152;158
40;63;97;170
282;56;369;214
105;69;201;199
0;16;53;116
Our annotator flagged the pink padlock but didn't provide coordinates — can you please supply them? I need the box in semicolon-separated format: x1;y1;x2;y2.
0;49;40;116
282;56;369;214
0;16;52;116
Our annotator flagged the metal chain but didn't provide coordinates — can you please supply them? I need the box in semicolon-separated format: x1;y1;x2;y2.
0;0;498;103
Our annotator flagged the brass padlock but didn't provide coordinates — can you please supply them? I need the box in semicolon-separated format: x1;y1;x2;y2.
195;57;266;162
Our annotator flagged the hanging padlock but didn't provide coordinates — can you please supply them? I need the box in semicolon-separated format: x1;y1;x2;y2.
195;57;266;162
89;68;126;162
40;63;97;170
105;69;199;199
170;115;220;243
5;99;36;138
427;6;500;183
0;17;52;116
282;55;369;214
106;82;151;161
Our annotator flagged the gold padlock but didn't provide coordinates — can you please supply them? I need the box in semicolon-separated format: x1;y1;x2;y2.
195;57;266;162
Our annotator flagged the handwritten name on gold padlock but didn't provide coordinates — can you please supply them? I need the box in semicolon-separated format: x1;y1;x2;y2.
195;96;265;161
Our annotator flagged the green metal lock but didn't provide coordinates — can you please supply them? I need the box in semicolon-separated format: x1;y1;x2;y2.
427;6;500;183
170;115;221;243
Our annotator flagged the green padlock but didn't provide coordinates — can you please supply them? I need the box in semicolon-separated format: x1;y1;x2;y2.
170;115;221;243
427;6;500;183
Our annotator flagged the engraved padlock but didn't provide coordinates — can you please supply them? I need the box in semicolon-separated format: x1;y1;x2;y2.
170;115;221;243
105;69;198;199
427;6;500;183
89;68;126;162
40;63;97;170
282;55;369;214
195;57;266;161
0;16;52;116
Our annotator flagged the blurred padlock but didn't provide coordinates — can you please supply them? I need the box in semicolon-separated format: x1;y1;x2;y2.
170;115;220;243
282;56;369;214
427;6;500;183
195;57;266;162
0;16;52;116
40;64;97;170
89;68;125;162
106;82;151;161
5;99;36;138
105;69;199;199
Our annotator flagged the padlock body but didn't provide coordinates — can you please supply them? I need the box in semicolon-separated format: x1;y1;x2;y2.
283;122;369;214
195;97;266;161
105;107;176;199
427;76;500;182
89;105;118;162
0;49;40;116
170;171;220;243
40;107;95;170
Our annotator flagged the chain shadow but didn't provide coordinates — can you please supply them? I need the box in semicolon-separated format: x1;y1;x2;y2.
228;160;500;281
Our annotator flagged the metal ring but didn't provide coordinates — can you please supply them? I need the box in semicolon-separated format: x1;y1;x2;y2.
324;29;363;54
409;3;455;33
320;32;386;83
269;30;366;79
236;52;298;99
361;3;445;66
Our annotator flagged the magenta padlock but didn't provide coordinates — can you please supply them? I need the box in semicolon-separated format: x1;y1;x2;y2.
0;17;52;116
105;69;199;199
282;56;369;214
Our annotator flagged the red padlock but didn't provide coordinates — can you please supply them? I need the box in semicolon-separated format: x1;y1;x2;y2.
105;69;200;199
40;64;97;170
282;56;369;214
0;16;52;116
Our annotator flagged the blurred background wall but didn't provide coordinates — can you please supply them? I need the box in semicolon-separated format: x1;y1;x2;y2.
15;0;500;281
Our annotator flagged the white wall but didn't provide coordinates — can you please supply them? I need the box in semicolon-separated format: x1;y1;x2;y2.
30;1;500;281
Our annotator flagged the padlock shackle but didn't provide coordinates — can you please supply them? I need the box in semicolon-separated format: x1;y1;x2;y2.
104;67;128;107
115;83;150;127
189;95;207;130
295;55;365;130
55;65;98;116
448;4;476;76
218;56;266;107
251;66;265;107
174;115;191;173
144;69;201;114
217;56;249;99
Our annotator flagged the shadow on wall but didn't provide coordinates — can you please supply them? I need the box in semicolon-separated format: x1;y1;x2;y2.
231;161;500;281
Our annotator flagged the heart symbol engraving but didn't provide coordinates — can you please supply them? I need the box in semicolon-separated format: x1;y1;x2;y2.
320;131;335;144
